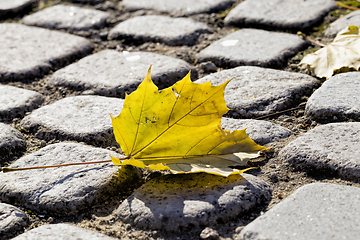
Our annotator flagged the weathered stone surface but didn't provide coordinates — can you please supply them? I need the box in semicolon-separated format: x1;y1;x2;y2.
0;85;44;120
115;173;272;232
237;183;360;240
12;223;116;240
279;122;360;181
197;29;307;68
22;5;110;31
19;95;124;146
0;0;33;17
196;66;319;118
305;72;360;122
0;143;126;215
0;23;93;81
225;0;336;30
108;15;211;45
221;117;292;145
48;50;197;97
0;203;28;238
0;123;26;162
325;10;360;37
120;0;233;16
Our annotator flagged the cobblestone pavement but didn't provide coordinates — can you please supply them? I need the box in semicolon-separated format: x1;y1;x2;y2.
1;0;360;240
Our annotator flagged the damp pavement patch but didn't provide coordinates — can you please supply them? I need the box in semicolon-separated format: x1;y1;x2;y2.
221;117;292;145
0;85;44;120
12;223;117;240
48;50;197;97
22;5;110;31
115;173;271;232
305;72;360;122
225;0;336;30
0;123;26;162
0;143;124;215
19;95;124;146
108;15;211;45
325;10;360;37
237;183;360;240
196;66;319;118
0;203;28;238
197;28;307;68
0;23;93;81
120;0;233;16
279;122;360;181
0;0;33;17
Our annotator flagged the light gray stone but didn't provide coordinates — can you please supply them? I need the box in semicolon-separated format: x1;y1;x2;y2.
225;0;336;30
0;203;28;238
196;66;319;118
305;72;360;122
238;183;360;240
0;23;93;81
0;123;26;161
108;15;211;45
120;0;233;16
0;143;130;215
20;95;124;146
115;173;271;232
325;10;360;37
12;223;116;240
22;5;110;31
48;50;197;97
279;122;360;181
0;85;44;120
197;29;307;68
221;118;292;145
0;0;33;17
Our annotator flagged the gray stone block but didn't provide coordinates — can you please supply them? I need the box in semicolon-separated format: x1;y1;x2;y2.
12;223;116;240
48;50;197;98
108;15;211;45
225;0;336;30
0;0;33;17
196;66;319;118
197;29;307;68
279;122;360;181
0;23;93;81
115;173;271;232
0;143;125;215
306;72;360;122
221;117;292;145
0;123;26;162
238;183;360;240
20;95;124;146
0;203;28;238
325;10;360;37
0;85;44;120
120;0;234;16
22;5;110;31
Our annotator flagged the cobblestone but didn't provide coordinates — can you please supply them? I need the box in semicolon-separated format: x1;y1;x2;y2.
0;123;26;161
0;23;93;81
0;0;33;17
20;95;124;146
225;0;336;30
237;183;360;240
305;71;360;122
196;66;319;118
108;15;211;45
0;203;28;238
22;5;110;31
325;10;360;37
48;50;196;97
197;28;307;68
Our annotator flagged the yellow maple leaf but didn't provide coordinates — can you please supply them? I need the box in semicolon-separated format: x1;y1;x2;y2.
110;67;267;176
300;25;360;79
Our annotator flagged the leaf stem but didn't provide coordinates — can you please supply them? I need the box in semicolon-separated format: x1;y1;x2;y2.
1;158;127;173
336;2;360;10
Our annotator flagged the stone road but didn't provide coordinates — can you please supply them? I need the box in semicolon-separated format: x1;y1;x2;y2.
1;0;360;240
